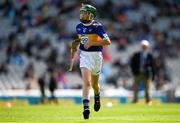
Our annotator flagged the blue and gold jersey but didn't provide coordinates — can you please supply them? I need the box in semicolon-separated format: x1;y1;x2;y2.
76;20;108;52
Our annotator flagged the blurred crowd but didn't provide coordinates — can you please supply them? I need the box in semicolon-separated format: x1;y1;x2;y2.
0;0;180;92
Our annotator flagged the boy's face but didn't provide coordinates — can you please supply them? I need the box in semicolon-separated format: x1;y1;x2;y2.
80;10;93;23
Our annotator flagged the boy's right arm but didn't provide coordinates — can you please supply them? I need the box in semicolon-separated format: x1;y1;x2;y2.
70;37;81;58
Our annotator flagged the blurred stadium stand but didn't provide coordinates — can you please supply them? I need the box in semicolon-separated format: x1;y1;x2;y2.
0;0;180;103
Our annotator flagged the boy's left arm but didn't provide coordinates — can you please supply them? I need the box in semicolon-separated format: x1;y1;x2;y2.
84;37;111;49
84;24;111;49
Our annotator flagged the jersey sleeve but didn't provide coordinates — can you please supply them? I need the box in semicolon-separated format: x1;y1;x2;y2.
96;25;109;40
76;25;79;34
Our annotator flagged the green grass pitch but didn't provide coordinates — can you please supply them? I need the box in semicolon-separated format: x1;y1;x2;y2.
0;103;180;123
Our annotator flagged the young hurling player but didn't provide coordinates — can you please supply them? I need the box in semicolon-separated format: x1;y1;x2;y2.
71;4;111;119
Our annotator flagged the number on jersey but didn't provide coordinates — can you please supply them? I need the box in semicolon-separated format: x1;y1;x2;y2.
81;36;88;44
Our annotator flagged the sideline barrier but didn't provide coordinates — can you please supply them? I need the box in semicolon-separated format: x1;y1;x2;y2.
0;89;174;104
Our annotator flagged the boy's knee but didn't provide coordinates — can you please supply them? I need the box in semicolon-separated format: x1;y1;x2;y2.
84;81;91;87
